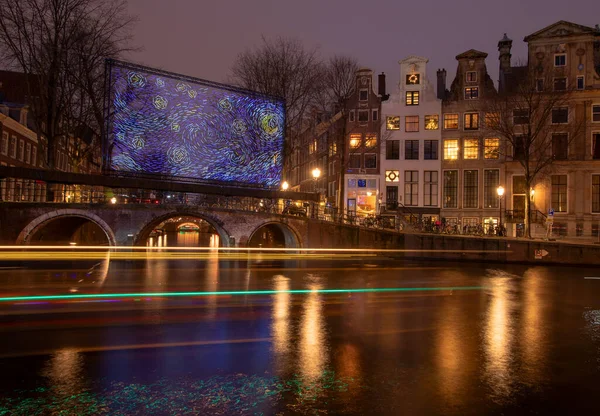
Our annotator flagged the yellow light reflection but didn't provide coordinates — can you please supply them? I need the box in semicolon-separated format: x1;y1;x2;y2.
41;348;84;397
521;268;547;383
271;275;291;373
299;282;327;381
484;281;515;399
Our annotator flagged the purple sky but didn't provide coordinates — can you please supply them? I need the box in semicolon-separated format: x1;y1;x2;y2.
126;0;599;92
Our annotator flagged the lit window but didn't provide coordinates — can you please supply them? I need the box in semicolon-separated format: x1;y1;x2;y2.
365;134;377;149
358;110;369;122
386;116;400;130
463;138;479;159
405;116;419;132
406;74;420;85
386;170;399;182
484;138;500;159
349;134;361;149
406;91;419;105
443;114;459;130
464;113;479;130
444;139;459;160
464;87;479;99
554;54;566;67
424;115;439;130
466;71;477;82
328;142;337;156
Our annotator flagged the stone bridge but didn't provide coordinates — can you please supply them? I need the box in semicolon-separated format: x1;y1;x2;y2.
0;202;404;249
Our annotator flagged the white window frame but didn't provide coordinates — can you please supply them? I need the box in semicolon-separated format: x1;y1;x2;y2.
9;136;17;158
465;71;477;83
462;169;480;209
592;104;600;123
592;174;600;214
359;89;368;102
576;75;584;90
593;131;600;159
554;53;566;67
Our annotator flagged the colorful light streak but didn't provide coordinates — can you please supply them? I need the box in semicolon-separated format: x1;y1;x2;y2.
0;286;482;303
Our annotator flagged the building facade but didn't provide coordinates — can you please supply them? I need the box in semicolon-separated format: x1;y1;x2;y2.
379;56;442;221
343;68;383;217
439;50;504;232
500;21;600;238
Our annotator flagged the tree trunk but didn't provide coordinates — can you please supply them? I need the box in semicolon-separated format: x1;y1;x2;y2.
524;182;531;239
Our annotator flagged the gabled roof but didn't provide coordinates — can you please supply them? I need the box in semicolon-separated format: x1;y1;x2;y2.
524;20;599;42
455;49;488;60
398;55;429;64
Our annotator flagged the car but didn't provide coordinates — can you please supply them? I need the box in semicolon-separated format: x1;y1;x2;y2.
283;204;307;217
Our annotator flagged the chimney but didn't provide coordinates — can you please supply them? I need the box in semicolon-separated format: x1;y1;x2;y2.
378;72;390;101
436;68;447;100
498;33;512;72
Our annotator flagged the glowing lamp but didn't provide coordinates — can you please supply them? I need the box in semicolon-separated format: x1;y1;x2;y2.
110;197;117;204
496;186;505;197
281;181;289;191
312;168;321;180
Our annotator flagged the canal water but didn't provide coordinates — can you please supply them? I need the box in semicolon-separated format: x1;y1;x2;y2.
0;257;599;415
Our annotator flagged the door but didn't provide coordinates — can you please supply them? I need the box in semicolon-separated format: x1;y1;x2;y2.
386;186;398;210
347;198;356;216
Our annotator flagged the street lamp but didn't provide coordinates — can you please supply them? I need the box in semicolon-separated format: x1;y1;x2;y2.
281;181;289;191
311;168;321;219
110;197;117;204
497;186;505;236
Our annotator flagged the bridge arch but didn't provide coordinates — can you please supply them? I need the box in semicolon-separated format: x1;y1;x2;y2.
247;221;302;248
134;211;232;247
17;209;117;246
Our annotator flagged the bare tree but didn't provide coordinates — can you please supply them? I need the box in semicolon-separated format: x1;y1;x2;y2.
0;0;136;171
482;72;585;238
230;37;323;173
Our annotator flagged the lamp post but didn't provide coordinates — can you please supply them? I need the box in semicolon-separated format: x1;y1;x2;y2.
497;186;505;236
311;168;321;219
281;181;289;191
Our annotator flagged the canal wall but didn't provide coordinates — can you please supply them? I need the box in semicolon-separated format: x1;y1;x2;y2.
400;233;600;266
305;220;404;249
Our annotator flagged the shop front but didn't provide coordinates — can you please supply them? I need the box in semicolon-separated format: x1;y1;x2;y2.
345;176;379;217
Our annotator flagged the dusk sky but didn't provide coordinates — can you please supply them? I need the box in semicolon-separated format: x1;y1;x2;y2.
126;0;598;93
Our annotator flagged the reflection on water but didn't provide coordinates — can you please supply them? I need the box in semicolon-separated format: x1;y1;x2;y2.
271;275;291;373
299;282;327;381
521;267;547;384
41;348;85;397
483;277;516;401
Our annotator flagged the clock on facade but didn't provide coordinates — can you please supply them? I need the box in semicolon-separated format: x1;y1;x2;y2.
406;74;420;85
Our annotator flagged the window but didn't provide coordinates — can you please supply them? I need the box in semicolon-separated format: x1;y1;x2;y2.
404;171;418;206
349;154;361;169
464;87;479;99
405;140;419;160
554;54;566;67
593;133;600;159
444;139;459;160
484;169;500;208
348;179;357;188
31;146;37;167
328;142;337;156
365;134;377;149
424;140;438;160
463;138;479;159
466;71;477;82
425;115;439;130
25;143;31;164
1;132;7;155
424;171;438;206
386;116;400;130
406;74;420;85
359;89;368;101
309;139;317;154
349;134;361;149
329;181;337;199
513;109;529;125
18;139;24;161
386;140;400;160
406;91;419;105
552;133;568;160
372;110;378;121
554;77;566;91
386;186;398;209
364;154;377;169
536;79;544;92
349;111;355;122
484;138;500;159
593;175;600;213
463;170;478;208
593;105;600;122
443;114;459;130
9;136;16;158
358;110;369;122
552;107;568;124
386;170;399;182
464;113;479;130
551;175;567;212
577;76;584;90
405;116;419;132
513;135;525;160
443;170;458;208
